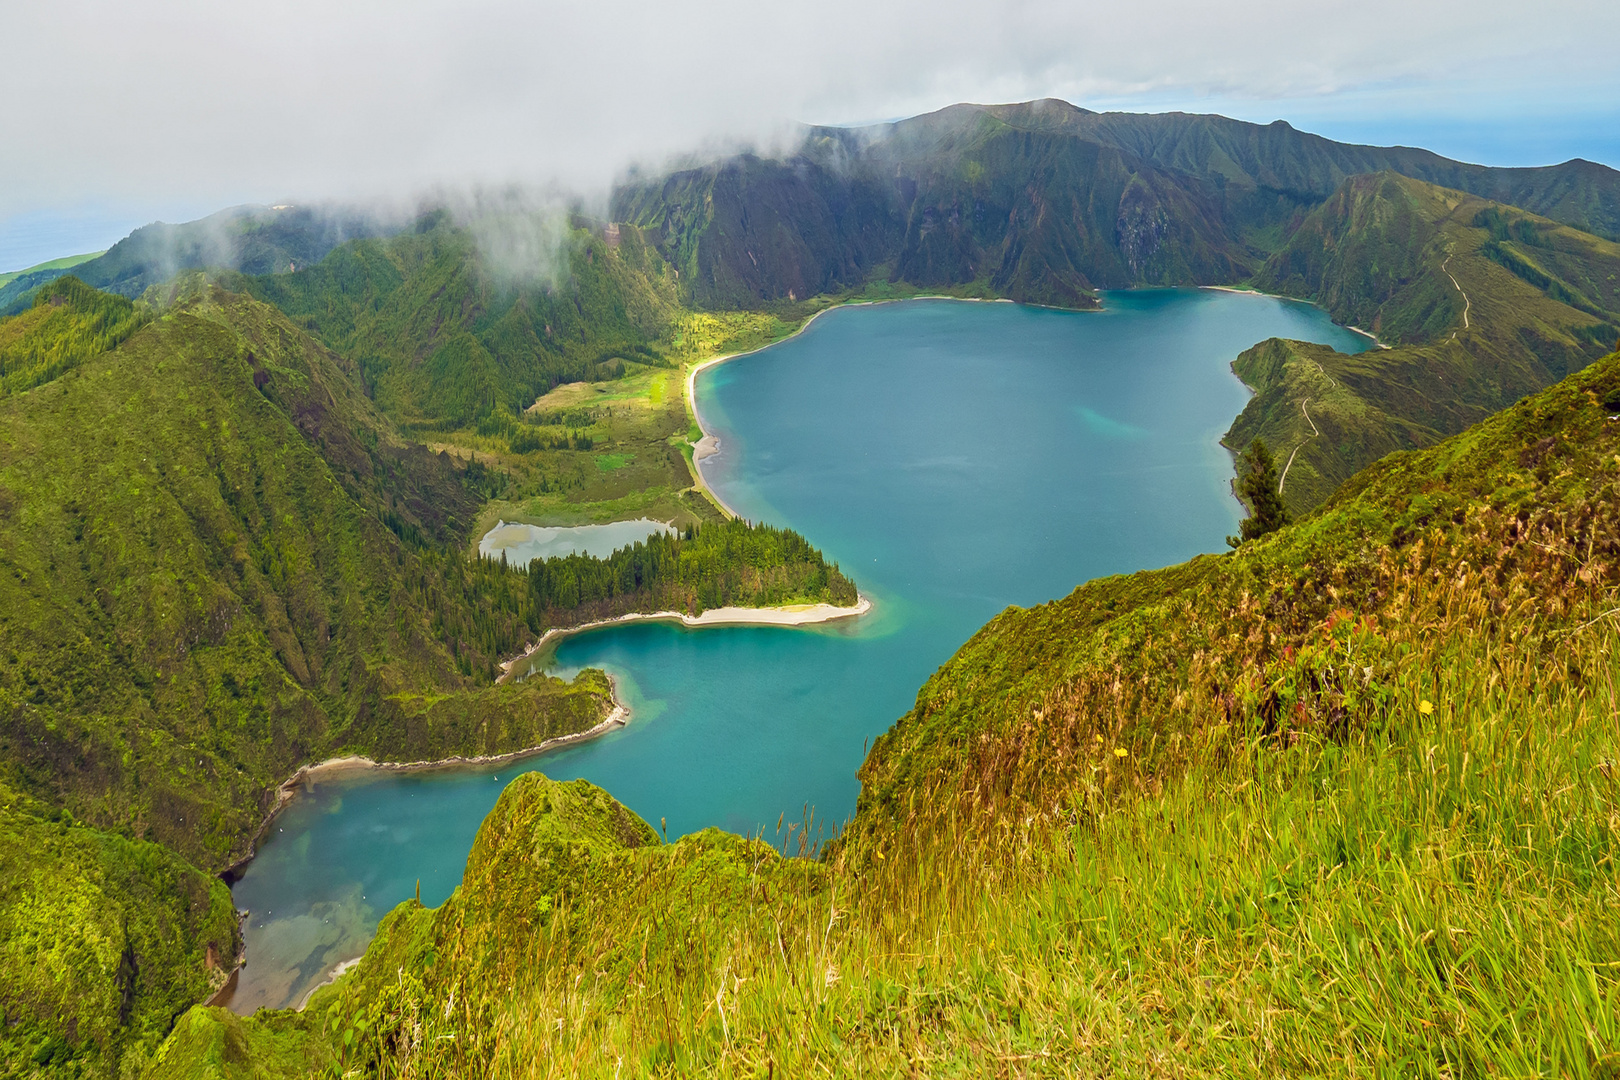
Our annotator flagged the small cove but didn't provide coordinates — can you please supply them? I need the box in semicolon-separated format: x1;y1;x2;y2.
223;289;1371;1012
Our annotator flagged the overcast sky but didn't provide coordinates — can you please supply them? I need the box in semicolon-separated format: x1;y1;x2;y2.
4;0;1617;270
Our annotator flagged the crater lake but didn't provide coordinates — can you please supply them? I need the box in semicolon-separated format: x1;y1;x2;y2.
222;289;1371;1012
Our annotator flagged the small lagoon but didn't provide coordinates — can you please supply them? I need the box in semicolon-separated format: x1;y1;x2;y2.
224;290;1371;1012
478;517;674;564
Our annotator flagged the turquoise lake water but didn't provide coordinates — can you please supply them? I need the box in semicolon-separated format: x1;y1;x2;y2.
223;289;1371;1012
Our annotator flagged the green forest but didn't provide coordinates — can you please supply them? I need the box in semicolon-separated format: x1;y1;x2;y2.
521;519;858;622
0;276;149;396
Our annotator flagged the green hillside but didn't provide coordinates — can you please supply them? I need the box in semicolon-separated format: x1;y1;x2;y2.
0;250;102;290
1233;172;1620;515
242;216;681;431
0;782;240;1078
0;205;388;314
0;285;618;873
612;100;1620;313
144;345;1620;1075
240;216;816;532
0;275;150;396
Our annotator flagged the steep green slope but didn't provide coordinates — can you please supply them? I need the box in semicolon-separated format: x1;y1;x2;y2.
153;352;1620;1076
615;109;1252;310
0;286;615;870
0;205;388;313
0;275;150;397
613;154;902;310
243;216;682;432
613;100;1620;313
0;782;240;1078
1231;172;1620;515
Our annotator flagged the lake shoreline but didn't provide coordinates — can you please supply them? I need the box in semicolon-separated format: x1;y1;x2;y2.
496;594;874;683
218;580;865;1012
227;587;872;882
219;677;634;883
1199;285;1387;348
685;294;1035;517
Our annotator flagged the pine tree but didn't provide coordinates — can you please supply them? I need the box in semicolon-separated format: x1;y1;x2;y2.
1227;438;1290;548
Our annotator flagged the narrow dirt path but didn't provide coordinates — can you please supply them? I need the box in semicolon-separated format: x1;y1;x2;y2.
1443;255;1471;341
1278;397;1319;494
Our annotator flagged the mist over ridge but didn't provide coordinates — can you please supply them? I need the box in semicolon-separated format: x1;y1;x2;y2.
5;0;1618;270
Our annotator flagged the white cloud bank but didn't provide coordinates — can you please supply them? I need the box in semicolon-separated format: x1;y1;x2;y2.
3;0;1616;262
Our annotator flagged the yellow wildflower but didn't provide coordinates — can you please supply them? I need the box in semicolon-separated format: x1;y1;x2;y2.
1114;748;1129;758
1419;699;1435;715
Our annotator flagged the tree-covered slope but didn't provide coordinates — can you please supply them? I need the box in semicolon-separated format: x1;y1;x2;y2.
0;782;240;1079
150;350;1620;1076
243;215;684;432
1232;172;1620;515
0;286;615;869
612;100;1620;313
0;204;389;314
0;275;150;397
522;517;858;629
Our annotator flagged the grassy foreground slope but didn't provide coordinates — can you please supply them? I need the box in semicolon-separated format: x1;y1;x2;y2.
159;351;1620;1075
0;284;615;870
1230;172;1620;514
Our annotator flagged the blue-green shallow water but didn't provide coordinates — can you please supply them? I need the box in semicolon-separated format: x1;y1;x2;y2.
224;290;1370;1012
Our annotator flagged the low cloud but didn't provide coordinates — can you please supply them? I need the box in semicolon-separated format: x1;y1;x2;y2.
3;0;1616;250
443;186;573;291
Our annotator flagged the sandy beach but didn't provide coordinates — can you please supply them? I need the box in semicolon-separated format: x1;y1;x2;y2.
281;697;633;788
682;303;844;517
1200;284;1390;348
497;594;873;682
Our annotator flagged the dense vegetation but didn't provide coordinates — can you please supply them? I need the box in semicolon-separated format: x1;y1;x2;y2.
1229;171;1620;515
236;216;815;532
0;284;621;876
0;204;388;313
0;276;148;396
142;349;1620;1075
1225;437;1287;545
242;216;683;432
614;99;1620;311
522;519;857;626
0;781;240;1078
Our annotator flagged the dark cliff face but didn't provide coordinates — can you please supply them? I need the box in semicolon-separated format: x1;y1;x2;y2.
610;101;1620;311
613;117;1252;309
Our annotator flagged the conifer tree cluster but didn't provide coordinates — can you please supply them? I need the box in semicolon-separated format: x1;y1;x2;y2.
1227;438;1290;547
